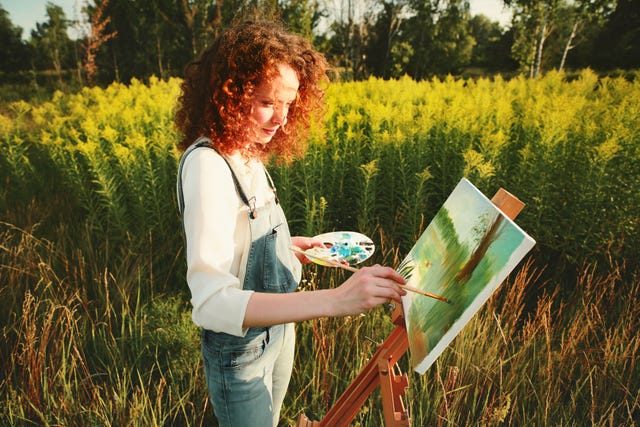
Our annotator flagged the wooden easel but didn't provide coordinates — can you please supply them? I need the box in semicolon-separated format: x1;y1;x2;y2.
297;188;525;427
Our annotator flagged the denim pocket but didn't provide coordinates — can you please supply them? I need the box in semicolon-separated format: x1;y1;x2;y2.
219;330;268;370
263;226;280;290
263;225;294;293
244;222;298;293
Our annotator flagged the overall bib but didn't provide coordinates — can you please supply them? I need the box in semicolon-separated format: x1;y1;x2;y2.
177;138;300;427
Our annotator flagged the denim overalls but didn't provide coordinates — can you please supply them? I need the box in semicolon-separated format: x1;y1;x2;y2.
177;138;300;427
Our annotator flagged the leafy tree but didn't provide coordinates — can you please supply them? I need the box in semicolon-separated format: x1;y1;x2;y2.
468;14;514;71
506;0;564;77
2;0;633;89
179;0;221;57
591;0;639;70
404;0;438;80
323;0;375;80
431;0;475;75
30;2;75;82
98;0;190;82
79;0;117;85
280;0;326;40
89;0;329;83
504;0;623;75
147;0;187;79
324;19;351;76
558;0;607;70
365;0;409;78
99;0;139;81
0;7;30;72
402;0;476;79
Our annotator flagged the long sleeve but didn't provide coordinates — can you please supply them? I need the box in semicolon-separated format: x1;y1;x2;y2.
180;148;254;336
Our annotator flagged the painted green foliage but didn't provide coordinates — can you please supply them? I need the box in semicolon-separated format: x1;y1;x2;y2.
401;179;533;371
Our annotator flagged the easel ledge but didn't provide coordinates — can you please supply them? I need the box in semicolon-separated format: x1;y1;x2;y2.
297;188;524;427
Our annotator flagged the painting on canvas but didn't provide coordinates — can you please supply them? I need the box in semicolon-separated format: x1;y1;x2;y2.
399;178;536;374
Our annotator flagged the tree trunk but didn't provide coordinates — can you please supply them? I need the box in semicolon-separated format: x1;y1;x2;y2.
154;15;164;79
30;58;39;89
528;37;536;78
384;13;400;79
52;46;63;84
113;49;120;82
534;17;547;78
456;214;504;283
74;42;84;86
181;0;198;56
559;20;579;72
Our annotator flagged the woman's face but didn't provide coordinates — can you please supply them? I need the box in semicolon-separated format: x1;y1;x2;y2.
249;64;299;145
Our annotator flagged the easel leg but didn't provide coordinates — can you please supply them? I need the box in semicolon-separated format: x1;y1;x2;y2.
297;188;525;426
297;306;411;426
379;354;410;426
297;413;321;426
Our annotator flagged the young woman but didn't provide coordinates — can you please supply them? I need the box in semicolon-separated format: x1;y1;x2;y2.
174;20;406;427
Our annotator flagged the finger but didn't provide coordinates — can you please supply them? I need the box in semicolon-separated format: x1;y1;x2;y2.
387;288;405;302
369;275;408;298
299;238;326;250
386;282;407;302
291;246;314;264
369;280;406;302
309;239;327;249
367;264;407;285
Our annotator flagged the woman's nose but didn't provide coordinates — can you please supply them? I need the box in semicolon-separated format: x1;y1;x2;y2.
272;105;287;125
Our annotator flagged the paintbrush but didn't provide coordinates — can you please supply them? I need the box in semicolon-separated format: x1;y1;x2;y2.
290;247;450;303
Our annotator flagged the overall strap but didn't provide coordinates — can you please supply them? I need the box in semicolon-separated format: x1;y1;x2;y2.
177;137;278;220
262;167;280;205
177;137;218;216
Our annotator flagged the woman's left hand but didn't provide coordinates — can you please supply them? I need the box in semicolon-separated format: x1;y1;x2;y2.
291;236;325;264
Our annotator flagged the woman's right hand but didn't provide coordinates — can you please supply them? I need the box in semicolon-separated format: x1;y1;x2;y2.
328;265;407;317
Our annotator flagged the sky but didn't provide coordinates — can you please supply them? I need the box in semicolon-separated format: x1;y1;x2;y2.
2;0;85;39
2;0;513;40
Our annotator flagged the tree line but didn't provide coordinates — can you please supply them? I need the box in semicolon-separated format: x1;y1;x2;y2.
1;0;638;91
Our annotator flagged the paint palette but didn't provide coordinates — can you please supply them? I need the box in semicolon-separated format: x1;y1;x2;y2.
306;231;375;266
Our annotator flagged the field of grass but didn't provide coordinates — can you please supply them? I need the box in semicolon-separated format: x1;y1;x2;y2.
1;71;638;425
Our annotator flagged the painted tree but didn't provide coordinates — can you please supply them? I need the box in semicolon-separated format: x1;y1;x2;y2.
456;213;504;283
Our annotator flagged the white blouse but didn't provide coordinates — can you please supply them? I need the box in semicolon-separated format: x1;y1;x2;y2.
180;147;277;337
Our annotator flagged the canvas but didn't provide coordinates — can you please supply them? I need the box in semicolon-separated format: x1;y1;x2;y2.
399;178;536;374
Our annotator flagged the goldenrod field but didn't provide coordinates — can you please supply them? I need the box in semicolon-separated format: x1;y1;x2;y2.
1;71;638;425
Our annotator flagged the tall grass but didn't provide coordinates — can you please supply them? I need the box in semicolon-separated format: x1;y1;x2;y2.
0;222;205;425
1;71;638;425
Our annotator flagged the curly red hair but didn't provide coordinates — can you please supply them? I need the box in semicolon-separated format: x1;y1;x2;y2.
174;21;329;162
